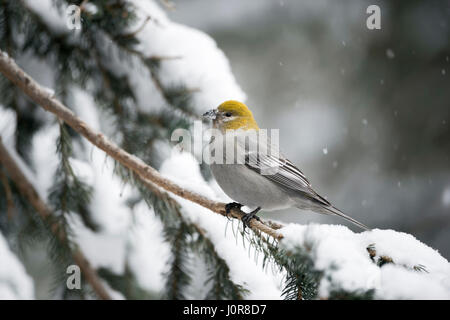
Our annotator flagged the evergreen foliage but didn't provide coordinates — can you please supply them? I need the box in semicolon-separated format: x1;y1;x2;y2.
0;0;383;300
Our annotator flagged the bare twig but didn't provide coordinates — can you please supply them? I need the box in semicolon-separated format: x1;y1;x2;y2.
0;138;112;300
117;16;151;39
0;166;15;220
148;55;183;61
159;0;176;11
0;49;284;241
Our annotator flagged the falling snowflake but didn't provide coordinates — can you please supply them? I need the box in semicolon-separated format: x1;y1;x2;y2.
386;48;395;59
442;188;450;206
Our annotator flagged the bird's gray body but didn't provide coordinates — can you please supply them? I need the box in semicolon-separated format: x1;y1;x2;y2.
210;163;296;210
207;131;369;230
210;163;333;213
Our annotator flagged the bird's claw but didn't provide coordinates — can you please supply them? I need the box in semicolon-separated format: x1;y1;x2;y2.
225;202;243;220
241;207;261;231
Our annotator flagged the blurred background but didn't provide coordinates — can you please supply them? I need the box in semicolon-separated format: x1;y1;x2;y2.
169;0;450;257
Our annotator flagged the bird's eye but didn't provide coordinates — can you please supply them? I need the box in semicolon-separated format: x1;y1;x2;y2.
225;112;232;117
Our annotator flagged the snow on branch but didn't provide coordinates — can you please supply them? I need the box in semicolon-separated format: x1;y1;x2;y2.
281;224;450;299
0;233;34;299
0;49;283;241
0;137;112;300
2;48;450;299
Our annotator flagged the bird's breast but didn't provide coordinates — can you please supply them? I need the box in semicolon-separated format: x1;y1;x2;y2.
210;163;294;210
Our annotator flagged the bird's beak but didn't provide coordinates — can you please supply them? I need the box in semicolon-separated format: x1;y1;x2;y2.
202;109;217;120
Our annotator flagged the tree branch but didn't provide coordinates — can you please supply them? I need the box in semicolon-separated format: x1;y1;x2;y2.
0;138;112;300
0;49;283;241
0;166;15;220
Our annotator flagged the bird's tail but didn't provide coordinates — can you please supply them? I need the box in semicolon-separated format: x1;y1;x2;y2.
323;205;370;231
296;191;370;230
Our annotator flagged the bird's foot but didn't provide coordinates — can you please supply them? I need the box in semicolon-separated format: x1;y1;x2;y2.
241;207;261;230
225;202;243;220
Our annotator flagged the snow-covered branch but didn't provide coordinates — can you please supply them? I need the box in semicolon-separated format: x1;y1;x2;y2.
0;49;283;241
0;137;112;300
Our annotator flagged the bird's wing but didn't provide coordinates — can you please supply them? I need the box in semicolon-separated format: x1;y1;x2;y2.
248;152;313;192
234;132;370;230
236;132;313;194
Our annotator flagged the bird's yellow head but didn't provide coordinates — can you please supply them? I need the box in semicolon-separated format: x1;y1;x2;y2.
202;100;259;131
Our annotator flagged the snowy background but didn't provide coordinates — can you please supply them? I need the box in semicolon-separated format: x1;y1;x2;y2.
0;0;449;300
169;0;450;258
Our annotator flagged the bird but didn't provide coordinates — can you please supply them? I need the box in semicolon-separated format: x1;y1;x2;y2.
202;100;369;230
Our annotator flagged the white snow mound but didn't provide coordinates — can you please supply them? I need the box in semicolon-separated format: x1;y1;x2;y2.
282;224;450;299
